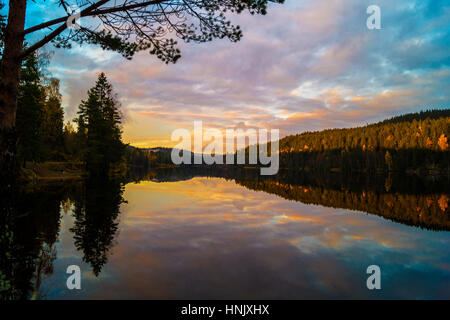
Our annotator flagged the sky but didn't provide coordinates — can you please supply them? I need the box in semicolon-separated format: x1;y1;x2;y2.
6;0;450;148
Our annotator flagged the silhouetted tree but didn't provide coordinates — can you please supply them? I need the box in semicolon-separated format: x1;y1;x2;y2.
15;53;65;165
41;78;64;160
16;53;45;165
63;121;78;160
75;73;125;175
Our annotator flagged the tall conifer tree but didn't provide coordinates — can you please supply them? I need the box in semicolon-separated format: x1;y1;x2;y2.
76;73;125;175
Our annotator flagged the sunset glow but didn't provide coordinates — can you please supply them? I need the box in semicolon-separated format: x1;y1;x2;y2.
22;0;450;147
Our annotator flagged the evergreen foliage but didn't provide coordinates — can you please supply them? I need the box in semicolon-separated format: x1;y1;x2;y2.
16;53;65;164
75;73;126;175
278;109;450;173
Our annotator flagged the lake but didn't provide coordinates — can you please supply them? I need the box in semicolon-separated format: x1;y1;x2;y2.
1;169;449;299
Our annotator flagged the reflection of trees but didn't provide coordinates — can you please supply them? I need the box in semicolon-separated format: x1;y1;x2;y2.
235;176;450;231
71;178;126;277
132;167;450;231
31;243;57;300
0;177;124;299
0;185;64;300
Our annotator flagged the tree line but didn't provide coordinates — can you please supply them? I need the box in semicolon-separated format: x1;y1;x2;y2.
131;109;449;175
16;52;126;176
16;53;64;165
278;109;449;174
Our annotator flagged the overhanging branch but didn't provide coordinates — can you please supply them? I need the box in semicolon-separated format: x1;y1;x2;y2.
19;0;282;60
23;0;168;35
20;23;68;58
20;0;112;57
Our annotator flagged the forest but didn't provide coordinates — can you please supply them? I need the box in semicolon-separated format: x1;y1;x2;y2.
15;52;127;180
277;109;449;174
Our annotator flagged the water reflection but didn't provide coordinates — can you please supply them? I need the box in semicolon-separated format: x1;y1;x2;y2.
0;184;65;299
136;168;450;231
0;179;124;299
70;178;125;276
0;169;449;299
235;175;450;231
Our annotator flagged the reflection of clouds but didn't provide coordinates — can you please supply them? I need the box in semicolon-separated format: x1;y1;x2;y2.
60;178;450;299
39;177;450;299
120;178;447;253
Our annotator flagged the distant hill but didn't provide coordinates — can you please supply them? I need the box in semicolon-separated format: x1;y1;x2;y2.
125;146;203;170
278;109;449;174
139;147;173;153
379;109;450;124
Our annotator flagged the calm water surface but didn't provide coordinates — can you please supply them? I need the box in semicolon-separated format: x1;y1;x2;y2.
33;176;450;299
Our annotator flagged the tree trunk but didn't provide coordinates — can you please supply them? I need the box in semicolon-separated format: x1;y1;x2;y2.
0;0;27;184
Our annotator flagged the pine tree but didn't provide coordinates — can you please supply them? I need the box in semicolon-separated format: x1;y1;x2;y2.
63;122;77;159
41;78;64;160
76;73;125;175
16;53;46;165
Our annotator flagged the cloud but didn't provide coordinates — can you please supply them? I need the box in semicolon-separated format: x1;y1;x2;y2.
24;0;450;147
